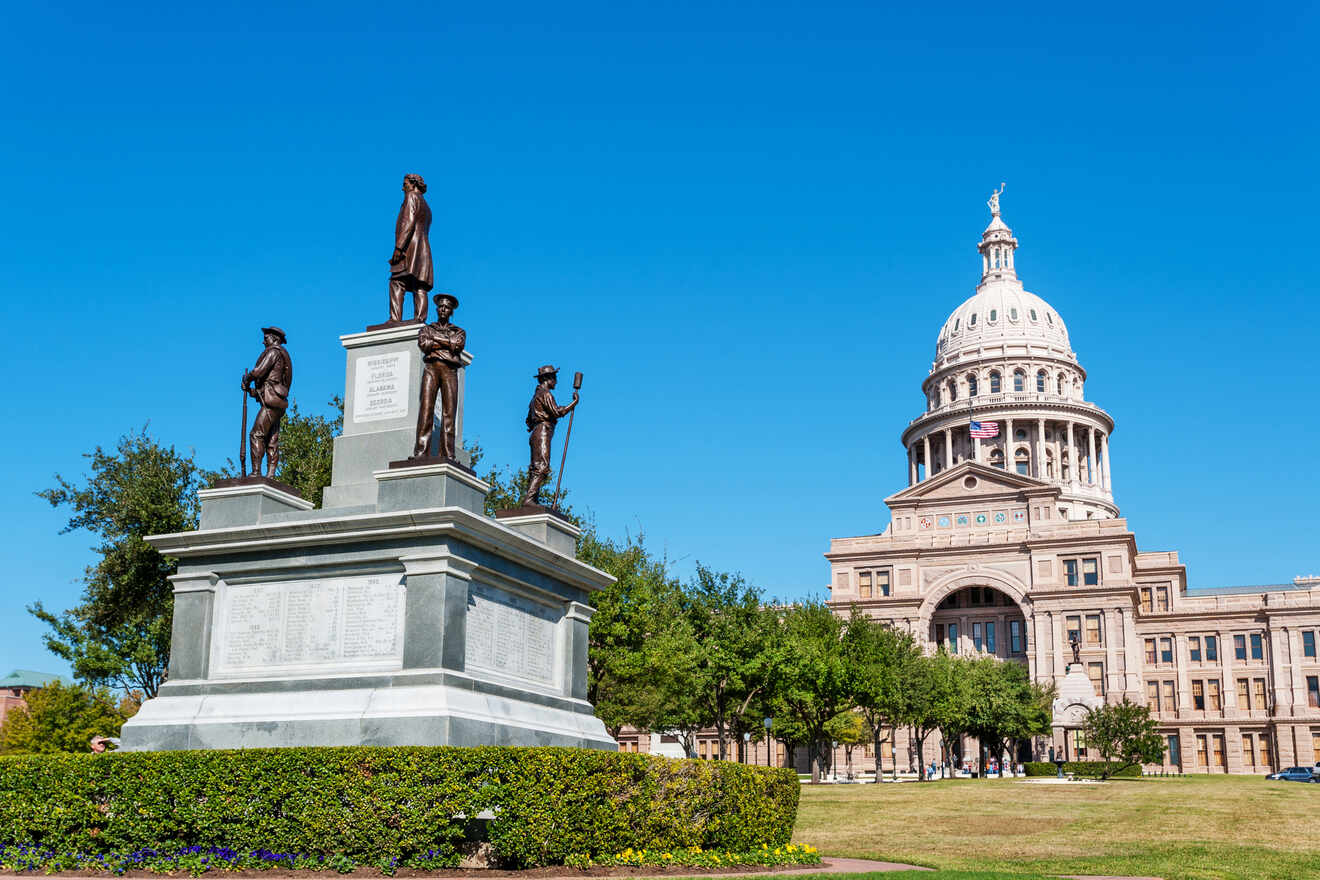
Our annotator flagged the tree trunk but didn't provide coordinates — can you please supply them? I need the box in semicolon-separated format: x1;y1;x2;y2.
913;726;926;782
872;730;883;783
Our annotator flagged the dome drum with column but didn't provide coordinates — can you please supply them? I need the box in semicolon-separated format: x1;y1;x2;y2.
900;198;1117;521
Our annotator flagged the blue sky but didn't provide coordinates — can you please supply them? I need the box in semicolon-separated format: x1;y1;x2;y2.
2;0;1317;678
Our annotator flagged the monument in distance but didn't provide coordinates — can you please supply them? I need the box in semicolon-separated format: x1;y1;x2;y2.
119;175;615;751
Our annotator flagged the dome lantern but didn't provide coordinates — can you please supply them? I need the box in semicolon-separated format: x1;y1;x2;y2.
978;183;1019;286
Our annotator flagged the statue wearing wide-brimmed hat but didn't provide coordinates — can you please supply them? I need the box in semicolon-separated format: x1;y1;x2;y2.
519;364;579;508
242;325;292;478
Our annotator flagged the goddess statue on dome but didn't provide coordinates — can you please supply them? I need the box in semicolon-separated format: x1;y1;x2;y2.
988;182;1005;216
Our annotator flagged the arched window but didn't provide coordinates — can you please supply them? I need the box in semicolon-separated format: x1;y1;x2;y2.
989;371;1001;393
970;313;978;326
933;387;941;409
1013;369;1026;392
1010;307;1018;321
947;379;957;402
989;448;1005;470
1014;428;1027;441
1029;309;1038;321
1015;447;1031;476
1061;453;1071;481
1045;450;1056;478
1057;374;1065;396
967;373;978;396
989;309;998;322
1036;370;1047;392
953;318;960;331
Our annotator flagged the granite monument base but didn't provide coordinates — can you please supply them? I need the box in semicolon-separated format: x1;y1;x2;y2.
121;461;615;752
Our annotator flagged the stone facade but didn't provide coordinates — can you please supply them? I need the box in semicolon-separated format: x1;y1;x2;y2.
824;198;1320;775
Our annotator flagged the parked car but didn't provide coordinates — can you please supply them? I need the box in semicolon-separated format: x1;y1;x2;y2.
1266;766;1317;782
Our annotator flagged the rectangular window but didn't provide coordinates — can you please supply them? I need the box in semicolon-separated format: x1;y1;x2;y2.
1189;636;1202;662
935;623;945;644
1206;635;1218;662
1313;732;1320;765
1250;633;1263;660
877;569;891;597
1063;559;1078;587
1304;631;1316;659
1145;638;1157;664
1140;587;1152;613
986;621;996;654
1146;681;1160;711
948;623;958;653
1196;734;1208;767
1242;733;1255;767
1235;634;1247;661
1308;676;1319;710
1192;680;1205;711
1213;734;1226;770
857;571;872;598
1253;678;1267;710
1208;680;1221;712
1163;680;1176;711
1237;678;1250;711
1066;615;1081;645
1160;637;1173;664
973;622;983;653
1156;585;1170;611
1010;620;1022;653
1085;614;1102;646
1260;732;1272;769
1082;557;1099;586
1168;734;1181;767
1088;662;1105;696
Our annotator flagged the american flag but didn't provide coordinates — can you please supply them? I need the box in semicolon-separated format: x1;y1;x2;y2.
969;420;999;438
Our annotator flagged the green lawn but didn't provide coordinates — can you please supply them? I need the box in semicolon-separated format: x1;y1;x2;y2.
791;775;1320;880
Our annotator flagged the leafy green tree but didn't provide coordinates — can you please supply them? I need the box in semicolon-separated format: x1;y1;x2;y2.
575;530;700;742
824;710;868;778
770;601;857;783
902;651;968;781
963;657;1051;776
271;397;342;505
31;429;214;698
844;609;920;781
0;681;133;754
682;566;780;760
1083;697;1166;778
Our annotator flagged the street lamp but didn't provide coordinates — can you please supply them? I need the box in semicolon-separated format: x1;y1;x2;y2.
742;731;751;764
763;716;773;768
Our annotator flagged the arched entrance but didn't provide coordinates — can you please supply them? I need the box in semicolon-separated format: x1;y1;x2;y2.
928;585;1030;662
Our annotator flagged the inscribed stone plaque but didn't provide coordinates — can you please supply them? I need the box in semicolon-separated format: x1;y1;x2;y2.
212;574;405;677
353;352;410;423
464;582;559;686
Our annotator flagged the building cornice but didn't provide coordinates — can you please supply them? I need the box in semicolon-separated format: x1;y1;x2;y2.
902;398;1114;445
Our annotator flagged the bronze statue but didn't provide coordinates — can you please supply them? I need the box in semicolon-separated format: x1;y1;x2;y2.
519;365;579;508
388;173;433;324
1069;633;1081;666
242;326;292;478
411;293;465;460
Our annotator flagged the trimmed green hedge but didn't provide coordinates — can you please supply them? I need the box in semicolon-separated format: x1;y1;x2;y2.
1024;760;1142;778
0;747;798;868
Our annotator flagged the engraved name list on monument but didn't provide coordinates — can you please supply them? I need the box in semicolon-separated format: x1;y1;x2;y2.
213;575;405;677
465;583;558;686
353;352;410;422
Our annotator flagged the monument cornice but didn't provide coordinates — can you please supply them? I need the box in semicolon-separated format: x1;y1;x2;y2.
146;505;614;592
901;399;1115;444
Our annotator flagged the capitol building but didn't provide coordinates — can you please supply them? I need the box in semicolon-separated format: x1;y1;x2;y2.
824;192;1320;774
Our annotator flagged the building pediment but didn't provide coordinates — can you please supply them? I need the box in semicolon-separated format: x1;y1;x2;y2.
885;461;1057;509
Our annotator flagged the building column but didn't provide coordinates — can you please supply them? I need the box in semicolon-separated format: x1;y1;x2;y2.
1087;427;1098;487
909;444;917;486
996;612;1007;658
1052;612;1067;677
959;614;970;655
1066;422;1077;489
1005;417;1014;471
923;434;932;481
944;428;953;471
1100;431;1112;491
1036;418;1046;479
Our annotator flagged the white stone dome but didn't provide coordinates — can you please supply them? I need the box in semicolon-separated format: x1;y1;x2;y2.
935;281;1072;359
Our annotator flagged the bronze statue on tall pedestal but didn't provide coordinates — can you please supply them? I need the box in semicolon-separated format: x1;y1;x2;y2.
411;293;465;461
387;173;433;324
242;326;292;478
519;366;580;508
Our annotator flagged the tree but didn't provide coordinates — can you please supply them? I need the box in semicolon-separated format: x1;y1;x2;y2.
964;657;1052;776
845;609;920;781
770;601;856;783
824;710;868;779
1083;697;1166;778
31;429;214;699
901;651;968;781
271;397;342;505
682;566;778;760
0;681;133;755
575;530;700;742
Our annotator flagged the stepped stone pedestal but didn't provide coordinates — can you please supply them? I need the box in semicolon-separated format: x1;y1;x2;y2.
119;325;615;753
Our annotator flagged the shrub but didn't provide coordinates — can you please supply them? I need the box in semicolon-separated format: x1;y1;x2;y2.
0;747;797;868
1023;760;1142;778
